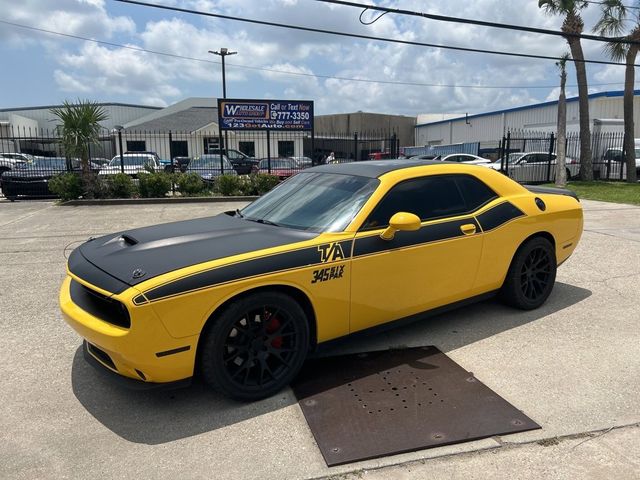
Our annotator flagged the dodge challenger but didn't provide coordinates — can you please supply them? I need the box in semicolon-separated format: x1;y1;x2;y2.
60;160;583;400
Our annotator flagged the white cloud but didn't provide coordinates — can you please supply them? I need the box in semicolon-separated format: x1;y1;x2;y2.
0;0;636;114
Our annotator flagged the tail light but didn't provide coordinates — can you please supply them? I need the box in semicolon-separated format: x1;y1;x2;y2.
568;158;577;164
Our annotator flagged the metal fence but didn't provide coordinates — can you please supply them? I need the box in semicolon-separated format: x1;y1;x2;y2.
498;129;636;183
0;126;401;199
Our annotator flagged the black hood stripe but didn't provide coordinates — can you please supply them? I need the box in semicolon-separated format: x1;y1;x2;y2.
143;240;353;302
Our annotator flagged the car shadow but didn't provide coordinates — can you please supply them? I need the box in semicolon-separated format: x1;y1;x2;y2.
71;281;591;445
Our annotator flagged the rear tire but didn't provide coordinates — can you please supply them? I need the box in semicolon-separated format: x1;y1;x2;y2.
500;237;557;310
200;291;309;401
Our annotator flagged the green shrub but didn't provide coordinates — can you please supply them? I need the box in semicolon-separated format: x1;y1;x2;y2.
216;174;244;196
244;174;280;195
175;172;206;196
106;173;135;198
138;172;172;198
49;172;83;201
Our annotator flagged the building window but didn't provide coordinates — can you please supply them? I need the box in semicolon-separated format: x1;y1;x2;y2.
239;141;255;157
170;140;188;159
278;140;294;157
126;140;146;152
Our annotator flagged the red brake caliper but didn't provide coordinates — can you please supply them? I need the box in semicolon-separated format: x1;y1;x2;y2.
265;314;283;349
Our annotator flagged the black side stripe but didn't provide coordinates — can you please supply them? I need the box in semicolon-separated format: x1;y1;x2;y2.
144;240;353;302
353;217;481;258
141;203;523;302
476;202;525;232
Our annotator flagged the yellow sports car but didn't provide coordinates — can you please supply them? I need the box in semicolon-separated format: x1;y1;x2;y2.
60;160;583;400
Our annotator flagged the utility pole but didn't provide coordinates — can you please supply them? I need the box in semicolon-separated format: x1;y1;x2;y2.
209;48;237;161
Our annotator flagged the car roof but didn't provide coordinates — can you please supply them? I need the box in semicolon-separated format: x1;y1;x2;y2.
307;159;445;178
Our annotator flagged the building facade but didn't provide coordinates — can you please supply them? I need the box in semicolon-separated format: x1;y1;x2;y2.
415;90;640;146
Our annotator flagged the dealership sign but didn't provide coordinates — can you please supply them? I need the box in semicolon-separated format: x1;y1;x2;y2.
217;99;314;130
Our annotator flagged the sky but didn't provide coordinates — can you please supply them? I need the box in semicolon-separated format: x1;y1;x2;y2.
0;0;636;116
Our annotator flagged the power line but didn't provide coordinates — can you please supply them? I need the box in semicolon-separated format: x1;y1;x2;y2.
317;0;640;45
113;0;640;67
0;18;636;91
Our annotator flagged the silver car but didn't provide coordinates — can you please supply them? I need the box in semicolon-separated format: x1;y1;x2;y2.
487;152;580;182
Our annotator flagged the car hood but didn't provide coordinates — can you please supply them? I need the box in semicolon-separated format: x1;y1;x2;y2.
70;213;318;291
3;167;66;178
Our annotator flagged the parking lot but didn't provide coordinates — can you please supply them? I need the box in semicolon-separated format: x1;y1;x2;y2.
1;198;639;479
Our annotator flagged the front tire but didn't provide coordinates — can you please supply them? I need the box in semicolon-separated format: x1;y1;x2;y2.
500;237;557;310
200;291;309;401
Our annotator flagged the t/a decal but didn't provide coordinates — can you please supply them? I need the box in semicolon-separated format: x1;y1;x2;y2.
318;242;345;263
311;265;345;284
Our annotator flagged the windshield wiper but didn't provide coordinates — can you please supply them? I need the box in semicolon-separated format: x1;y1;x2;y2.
235;209;244;218
245;217;281;227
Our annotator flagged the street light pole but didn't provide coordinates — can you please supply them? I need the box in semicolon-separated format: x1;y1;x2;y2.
209;48;237;163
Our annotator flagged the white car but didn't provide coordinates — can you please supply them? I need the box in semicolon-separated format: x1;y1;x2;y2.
441;153;491;165
597;148;640;180
99;154;162;177
487;152;580;183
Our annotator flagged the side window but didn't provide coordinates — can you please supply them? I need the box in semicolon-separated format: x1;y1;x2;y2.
363;176;467;229
363;175;498;230
454;175;498;211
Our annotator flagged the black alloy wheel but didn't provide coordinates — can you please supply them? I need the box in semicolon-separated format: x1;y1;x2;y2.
200;291;309;401
501;236;557;310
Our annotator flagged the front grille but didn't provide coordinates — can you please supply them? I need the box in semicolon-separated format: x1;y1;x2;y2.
70;279;131;328
87;343;117;370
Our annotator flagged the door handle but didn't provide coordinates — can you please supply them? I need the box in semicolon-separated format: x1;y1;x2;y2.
460;223;477;235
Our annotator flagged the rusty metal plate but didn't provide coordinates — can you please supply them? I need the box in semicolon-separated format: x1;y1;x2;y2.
292;346;540;466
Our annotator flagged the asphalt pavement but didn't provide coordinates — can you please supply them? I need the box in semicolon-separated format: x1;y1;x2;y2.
0;198;638;480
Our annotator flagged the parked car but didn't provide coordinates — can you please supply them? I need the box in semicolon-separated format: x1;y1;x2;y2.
258;158;298;179
1;157;89;200
172;156;192;173
596;147;640;180
487;152;579;183
208;149;259;175
290;156;313;168
99;153;163;177
186;155;237;184
0;152;32;179
61;160;583;400
441;153;491;165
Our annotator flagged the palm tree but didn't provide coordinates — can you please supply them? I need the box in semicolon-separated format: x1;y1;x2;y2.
594;0;639;183
556;53;570;187
50;100;108;198
539;0;593;180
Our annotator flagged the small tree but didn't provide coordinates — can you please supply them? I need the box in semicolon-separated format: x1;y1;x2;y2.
594;0;639;183
50;100;108;198
539;0;593;180
556;53;570;187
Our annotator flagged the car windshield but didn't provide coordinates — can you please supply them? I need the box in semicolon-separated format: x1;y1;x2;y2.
241;172;379;232
109;156;154;167
191;156;234;169
259;158;295;169
28;157;70;169
492;153;524;165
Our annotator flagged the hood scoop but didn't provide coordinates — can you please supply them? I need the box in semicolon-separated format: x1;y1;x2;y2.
120;234;139;246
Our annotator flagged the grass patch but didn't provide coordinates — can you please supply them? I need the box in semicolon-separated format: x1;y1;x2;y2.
544;181;640;206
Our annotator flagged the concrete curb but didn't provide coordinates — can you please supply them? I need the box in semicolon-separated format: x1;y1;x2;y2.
60;196;259;206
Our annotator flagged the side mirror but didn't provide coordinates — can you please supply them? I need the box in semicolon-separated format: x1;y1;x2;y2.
380;212;421;241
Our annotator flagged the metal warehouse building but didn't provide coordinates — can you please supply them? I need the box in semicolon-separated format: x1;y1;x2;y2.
415;90;640;146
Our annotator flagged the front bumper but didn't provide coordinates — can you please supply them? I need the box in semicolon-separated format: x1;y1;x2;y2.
60;275;198;384
82;341;191;390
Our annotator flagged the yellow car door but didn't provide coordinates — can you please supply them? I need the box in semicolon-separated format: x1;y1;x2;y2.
349;174;498;333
